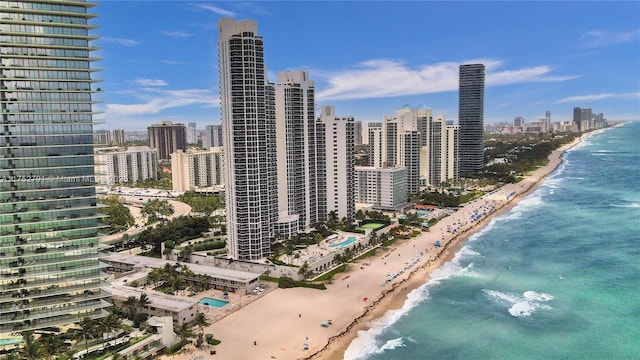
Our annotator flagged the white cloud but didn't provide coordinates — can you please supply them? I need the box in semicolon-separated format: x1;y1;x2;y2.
105;88;219;119
557;92;640;103
134;78;168;86
198;4;236;17
162;31;194;38
101;37;140;47
314;58;576;101
580;29;640;48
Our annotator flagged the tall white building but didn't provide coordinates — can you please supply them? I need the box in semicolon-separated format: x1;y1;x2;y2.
381;106;429;195
367;122;384;168
218;19;278;260
94;146;158;185
171;148;224;192
421;115;459;186
274;70;325;230
318;106;355;221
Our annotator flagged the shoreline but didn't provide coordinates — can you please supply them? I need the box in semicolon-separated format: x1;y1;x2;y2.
309;129;599;360
163;127;617;360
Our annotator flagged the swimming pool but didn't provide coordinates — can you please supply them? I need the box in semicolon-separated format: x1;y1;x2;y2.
198;297;229;308
0;338;22;346
330;236;357;248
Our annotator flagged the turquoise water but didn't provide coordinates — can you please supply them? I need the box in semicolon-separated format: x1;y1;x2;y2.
330;236;357;248
0;338;21;346
345;122;640;360
198;297;229;308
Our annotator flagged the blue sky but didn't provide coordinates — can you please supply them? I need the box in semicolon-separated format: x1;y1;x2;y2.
92;1;640;131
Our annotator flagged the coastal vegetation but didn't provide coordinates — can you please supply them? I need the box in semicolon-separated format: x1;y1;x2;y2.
98;195;135;233
137;216;211;256
140;199;174;224
176;191;224;216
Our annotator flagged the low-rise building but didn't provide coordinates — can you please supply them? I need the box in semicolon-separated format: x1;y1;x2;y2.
103;253;259;293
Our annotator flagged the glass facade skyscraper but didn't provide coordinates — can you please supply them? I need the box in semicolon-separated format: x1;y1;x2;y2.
458;63;485;175
0;0;109;335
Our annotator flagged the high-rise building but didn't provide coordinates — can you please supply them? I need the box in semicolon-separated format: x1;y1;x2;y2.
274;70;324;230
514;116;524;127
171;148;224;192
458;63;485;175
203;124;223;149
186;122;198;144
354;121;363;146
112;129;126;145
0;0;110;335
218;18;278;260
147;121;186;161
367;123;384;167
318;106;354;221
94;146;158;185
93;129;112;145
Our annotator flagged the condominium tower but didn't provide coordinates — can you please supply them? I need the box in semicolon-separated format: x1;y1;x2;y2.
275;70;325;230
458;63;485;175
171;148;224;192
218;19;278;260
147;121;186;161
0;0;110;335
318;106;355;221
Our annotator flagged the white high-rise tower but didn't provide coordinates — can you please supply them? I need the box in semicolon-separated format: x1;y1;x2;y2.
218;19;278;260
275;70;324;230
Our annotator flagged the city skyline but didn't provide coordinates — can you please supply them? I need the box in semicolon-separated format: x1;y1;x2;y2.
93;1;640;130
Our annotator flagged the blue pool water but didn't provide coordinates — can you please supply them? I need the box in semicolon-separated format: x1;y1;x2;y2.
198;297;229;308
330;236;357;248
0;338;21;346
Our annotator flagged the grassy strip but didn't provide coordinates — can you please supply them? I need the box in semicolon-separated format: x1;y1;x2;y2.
314;264;347;282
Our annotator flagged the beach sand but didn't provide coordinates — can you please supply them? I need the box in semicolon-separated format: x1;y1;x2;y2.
161;132;590;360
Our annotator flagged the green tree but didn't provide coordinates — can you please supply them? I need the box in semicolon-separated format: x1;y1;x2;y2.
175;323;195;345
141;199;174;224
99;195;135;233
97;312;123;341
138;293;151;311
123;296;138;320
72;317;96;359
192;312;211;336
19;332;45;360
40;333;66;360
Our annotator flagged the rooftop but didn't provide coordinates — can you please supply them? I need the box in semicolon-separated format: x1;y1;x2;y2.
103;253;259;283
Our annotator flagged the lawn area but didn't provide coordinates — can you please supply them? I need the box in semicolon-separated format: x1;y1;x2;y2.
356;222;385;231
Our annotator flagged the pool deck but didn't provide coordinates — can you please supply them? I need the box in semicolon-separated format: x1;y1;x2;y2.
280;232;366;266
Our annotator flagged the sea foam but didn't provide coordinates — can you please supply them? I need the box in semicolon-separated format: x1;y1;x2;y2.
482;289;553;318
344;249;478;359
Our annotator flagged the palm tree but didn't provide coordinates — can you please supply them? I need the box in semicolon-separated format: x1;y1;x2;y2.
123;296;138;320
192;312;211;336
40;333;66;360
175;322;195;345
19;331;46;360
146;268;163;288
72;317;96;359
97;312;123;342
138;293;151;312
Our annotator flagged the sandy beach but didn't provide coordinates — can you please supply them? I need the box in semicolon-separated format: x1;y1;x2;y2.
161;131;593;360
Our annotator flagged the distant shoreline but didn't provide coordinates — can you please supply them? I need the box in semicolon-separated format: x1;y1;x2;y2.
163;126;619;360
308;128;611;360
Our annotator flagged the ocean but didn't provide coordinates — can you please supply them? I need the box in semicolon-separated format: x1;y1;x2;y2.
344;122;640;360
